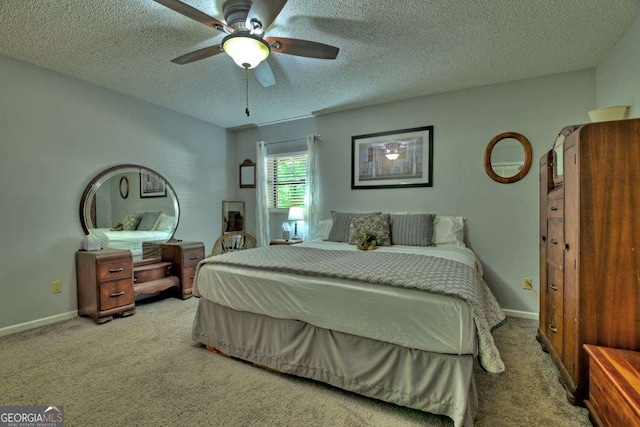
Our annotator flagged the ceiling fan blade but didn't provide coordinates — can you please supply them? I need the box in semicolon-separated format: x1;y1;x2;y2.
246;0;288;33
265;37;339;59
171;44;223;64
253;60;276;87
154;0;232;33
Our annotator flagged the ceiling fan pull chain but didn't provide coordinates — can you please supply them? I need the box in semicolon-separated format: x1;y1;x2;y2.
245;67;250;117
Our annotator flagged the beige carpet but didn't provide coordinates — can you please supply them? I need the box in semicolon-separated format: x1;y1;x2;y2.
0;296;589;426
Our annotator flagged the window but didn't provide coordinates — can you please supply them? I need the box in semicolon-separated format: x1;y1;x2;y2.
267;153;308;209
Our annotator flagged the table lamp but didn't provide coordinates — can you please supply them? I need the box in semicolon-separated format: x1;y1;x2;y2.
287;207;304;240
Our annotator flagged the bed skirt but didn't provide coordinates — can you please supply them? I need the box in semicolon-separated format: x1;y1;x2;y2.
192;299;477;426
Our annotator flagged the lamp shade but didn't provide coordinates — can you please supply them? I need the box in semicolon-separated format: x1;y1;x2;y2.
288;207;304;221
222;33;270;69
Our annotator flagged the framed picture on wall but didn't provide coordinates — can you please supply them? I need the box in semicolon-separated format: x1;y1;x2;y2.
140;170;167;198
351;126;434;189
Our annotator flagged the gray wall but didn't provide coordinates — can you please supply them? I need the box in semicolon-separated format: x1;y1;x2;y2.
0;55;230;330
596;13;640;117
231;70;596;315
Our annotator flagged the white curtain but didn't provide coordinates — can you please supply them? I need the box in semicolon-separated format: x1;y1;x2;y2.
304;134;319;241
255;141;270;247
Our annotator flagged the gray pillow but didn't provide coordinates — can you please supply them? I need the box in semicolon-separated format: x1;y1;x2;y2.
389;214;435;246
327;211;382;243
137;211;162;231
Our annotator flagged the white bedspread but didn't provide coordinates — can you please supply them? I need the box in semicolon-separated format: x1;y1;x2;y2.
89;228;172;258
195;242;484;356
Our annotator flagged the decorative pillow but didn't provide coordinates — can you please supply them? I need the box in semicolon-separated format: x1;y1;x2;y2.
122;212;143;231
137;211;162;231
327;211;382;243
314;219;332;241
110;222;124;231
348;214;391;246
153;213;175;232
389;213;435;246
433;216;465;246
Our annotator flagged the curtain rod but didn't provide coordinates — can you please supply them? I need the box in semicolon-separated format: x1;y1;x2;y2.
265;134;321;146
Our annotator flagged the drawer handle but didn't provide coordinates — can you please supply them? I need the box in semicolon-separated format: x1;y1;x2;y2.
189;275;195;279
189;256;200;260
108;267;124;273
549;239;558;245
110;291;125;298
550;283;558;291
549;324;558;334
550;206;558;211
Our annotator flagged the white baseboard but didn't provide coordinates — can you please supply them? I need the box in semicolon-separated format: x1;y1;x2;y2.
503;309;539;320
0;311;78;337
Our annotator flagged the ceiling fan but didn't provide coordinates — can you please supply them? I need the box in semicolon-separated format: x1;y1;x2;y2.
154;0;340;88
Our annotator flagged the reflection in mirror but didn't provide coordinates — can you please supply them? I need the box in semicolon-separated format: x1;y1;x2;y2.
80;165;180;259
239;159;256;188
484;132;532;184
490;138;525;178
222;201;245;233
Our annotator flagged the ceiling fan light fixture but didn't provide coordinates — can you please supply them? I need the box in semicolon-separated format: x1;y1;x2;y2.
222;33;270;69
385;152;400;160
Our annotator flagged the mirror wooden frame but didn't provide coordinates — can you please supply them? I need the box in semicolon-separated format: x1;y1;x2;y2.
484;132;532;184
239;159;256;188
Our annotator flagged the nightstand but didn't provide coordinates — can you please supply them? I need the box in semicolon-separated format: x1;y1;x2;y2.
270;239;303;245
76;248;136;324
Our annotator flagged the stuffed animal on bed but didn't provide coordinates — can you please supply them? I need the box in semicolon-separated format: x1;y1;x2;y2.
357;231;377;251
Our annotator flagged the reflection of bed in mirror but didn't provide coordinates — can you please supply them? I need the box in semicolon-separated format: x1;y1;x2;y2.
80;165;180;260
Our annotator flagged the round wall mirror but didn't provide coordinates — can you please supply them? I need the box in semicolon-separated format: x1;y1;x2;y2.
79;165;180;256
484;132;532;183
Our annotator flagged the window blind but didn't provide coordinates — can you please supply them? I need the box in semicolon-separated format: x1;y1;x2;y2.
267;153;308;208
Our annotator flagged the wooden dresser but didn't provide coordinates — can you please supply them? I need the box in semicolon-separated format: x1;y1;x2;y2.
76;248;136;324
538;118;640;405
142;240;205;299
584;345;640;426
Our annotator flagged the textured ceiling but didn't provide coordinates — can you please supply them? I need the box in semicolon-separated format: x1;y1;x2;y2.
1;0;638;129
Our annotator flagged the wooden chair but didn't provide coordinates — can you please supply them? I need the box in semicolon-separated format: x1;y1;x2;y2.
210;231;257;256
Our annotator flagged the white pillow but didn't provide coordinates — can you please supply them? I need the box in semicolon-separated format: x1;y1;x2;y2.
433;216;465;246
315;219;332;241
152;213;175;232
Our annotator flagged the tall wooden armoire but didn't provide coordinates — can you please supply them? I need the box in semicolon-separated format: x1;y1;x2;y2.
538;118;640;405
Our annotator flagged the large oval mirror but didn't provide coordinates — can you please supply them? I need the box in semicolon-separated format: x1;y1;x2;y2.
79;165;180;258
484;132;532;183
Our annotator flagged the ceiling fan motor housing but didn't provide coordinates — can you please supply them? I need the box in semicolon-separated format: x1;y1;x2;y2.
223;0;253;30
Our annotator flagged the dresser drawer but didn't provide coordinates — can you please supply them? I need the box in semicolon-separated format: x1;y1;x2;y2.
547;265;564;310
546;303;563;358
183;248;205;267
99;279;134;311
547;220;564;266
97;258;133;282
182;266;197;288
547;198;564;219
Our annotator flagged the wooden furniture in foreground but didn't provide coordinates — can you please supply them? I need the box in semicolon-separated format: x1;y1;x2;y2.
269;239;303;245
142;240;205;299
584;345;640;427
538;118;640;405
76;249;136;324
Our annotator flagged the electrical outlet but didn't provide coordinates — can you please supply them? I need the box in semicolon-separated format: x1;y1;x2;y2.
51;280;62;294
522;277;533;290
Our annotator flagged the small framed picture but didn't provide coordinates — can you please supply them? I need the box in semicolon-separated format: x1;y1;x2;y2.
140;170;167;198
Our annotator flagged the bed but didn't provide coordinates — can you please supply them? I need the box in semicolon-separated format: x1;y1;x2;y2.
191;225;506;427
89;228;173;260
